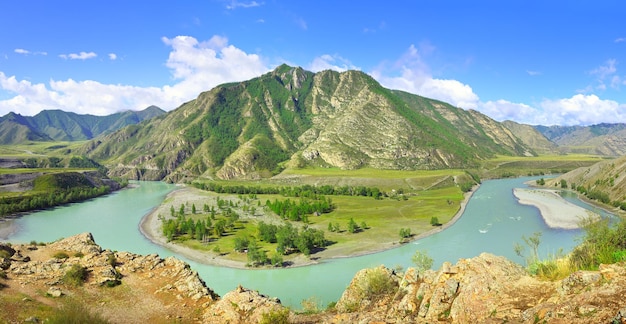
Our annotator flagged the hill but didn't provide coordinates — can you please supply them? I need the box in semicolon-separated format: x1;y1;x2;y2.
547;154;626;207
80;65;533;182
501;120;559;154
0;106;165;144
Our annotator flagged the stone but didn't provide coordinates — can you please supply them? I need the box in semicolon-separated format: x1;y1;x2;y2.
47;287;62;298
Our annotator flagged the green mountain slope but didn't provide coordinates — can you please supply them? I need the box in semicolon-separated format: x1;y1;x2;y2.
548;154;626;207
81;65;534;182
0;106;166;143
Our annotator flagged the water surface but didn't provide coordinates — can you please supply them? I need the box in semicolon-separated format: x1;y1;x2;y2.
4;177;612;308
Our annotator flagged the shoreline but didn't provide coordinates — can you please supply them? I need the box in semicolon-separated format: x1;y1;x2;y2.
138;184;478;269
513;188;600;229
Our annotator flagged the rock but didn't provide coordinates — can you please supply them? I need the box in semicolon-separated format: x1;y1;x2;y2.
204;286;287;323
47;287;62;297
47;232;101;255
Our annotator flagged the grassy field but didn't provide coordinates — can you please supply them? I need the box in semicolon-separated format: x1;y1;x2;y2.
0;141;87;157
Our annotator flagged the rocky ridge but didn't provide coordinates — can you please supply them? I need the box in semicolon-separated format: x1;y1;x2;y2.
1;233;625;323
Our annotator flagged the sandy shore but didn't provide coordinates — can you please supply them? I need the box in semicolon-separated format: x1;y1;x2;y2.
139;185;478;269
513;188;600;229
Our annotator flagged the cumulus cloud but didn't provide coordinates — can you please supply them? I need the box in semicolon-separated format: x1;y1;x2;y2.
0;35;270;116
59;51;97;60
308;54;359;72
371;44;479;109
108;53;117;60
477;94;626;126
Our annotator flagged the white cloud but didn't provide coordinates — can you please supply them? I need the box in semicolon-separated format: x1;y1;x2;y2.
14;48;47;56
59;51;97;60
308;54;359;73
0;35;270;116
615;37;625;43
108;53;117;60
225;0;262;10
478;94;626;126
371;45;479;109
526;70;541;76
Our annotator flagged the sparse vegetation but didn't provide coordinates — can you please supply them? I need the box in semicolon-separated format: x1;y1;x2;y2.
260;308;291;324
62;264;88;287
46;300;110;324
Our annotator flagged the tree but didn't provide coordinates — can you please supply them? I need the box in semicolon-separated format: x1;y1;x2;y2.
192;203;196;214
399;228;411;242
348;218;358;233
179;204;185;216
430;216;440;226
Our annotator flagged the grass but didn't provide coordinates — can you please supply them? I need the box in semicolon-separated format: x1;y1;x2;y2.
0;141;88;157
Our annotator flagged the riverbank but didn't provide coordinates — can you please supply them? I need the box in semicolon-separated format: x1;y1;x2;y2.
139;184;478;269
513;188;600;229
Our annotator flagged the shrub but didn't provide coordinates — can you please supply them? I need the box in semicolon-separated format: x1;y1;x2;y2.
74;252;84;258
0;249;11;259
412;250;433;275
260;308;290;324
53;251;70;259
63;264;88;287
358;268;397;301
0;269;7;279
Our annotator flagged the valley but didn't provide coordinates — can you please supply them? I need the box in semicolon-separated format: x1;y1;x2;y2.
2;65;626;322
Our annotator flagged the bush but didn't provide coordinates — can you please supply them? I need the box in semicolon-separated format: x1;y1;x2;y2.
260;308;290;324
0;269;7;279
53;251;70;259
63;264;88;287
358;268;397;301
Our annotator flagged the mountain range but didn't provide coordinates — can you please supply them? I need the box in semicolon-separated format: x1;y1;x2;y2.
0;106;165;144
4;65;626;182
78;65;534;181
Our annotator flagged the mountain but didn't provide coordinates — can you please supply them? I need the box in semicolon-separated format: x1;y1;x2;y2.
0;106;166;144
534;123;626;156
80;65;533;182
501;120;559;154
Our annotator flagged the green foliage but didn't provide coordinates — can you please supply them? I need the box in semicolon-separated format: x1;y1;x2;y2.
570;218;626;270
63;264;88;287
560;179;567;188
53;251;70;259
411;250;433;275
536;178;545;185
358;267;397;301
399;228;411;241
260;308;290;324
347;218;358;233
430;216;440;226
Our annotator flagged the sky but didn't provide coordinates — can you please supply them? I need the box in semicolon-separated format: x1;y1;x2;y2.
1;1;625;126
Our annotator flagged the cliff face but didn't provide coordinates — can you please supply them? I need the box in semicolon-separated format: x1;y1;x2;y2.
1;234;625;323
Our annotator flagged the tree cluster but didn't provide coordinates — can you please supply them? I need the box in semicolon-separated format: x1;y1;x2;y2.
265;196;333;222
0;185;111;217
193;182;385;199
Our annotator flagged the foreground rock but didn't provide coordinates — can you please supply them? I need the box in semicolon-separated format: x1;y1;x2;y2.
1;234;626;323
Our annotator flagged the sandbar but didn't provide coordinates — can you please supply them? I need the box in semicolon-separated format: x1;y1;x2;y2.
513;188;599;229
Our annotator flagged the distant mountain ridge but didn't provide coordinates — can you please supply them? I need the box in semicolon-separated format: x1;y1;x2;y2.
533;123;626;156
0;106;165;144
80;64;534;182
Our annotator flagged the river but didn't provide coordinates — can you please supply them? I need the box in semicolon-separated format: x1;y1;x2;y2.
2;176;613;309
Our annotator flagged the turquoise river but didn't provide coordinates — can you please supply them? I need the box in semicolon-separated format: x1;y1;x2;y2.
1;176;613;309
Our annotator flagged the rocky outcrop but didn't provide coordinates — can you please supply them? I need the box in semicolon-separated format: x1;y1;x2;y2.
203;285;285;323
2;235;626;323
327;253;626;323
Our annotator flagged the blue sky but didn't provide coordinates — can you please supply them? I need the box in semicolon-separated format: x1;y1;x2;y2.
1;1;625;126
